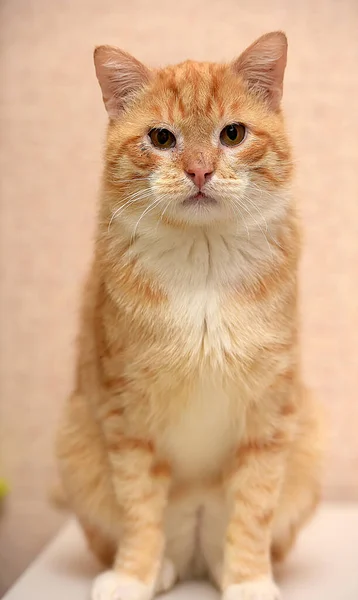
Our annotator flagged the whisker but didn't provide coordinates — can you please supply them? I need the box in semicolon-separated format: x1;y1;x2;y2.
108;191;149;227
107;189;153;232
242;194;268;232
212;177;278;253
247;182;287;247
234;195;274;260
131;197;164;243
160;198;174;223
107;176;151;183
155;198;174;234
230;199;250;241
240;191;276;250
215;178;279;209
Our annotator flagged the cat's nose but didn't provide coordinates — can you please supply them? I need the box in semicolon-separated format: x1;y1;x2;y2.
185;165;214;189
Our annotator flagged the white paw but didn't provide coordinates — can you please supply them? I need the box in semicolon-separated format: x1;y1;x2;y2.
223;579;281;600
91;570;154;600
155;557;177;594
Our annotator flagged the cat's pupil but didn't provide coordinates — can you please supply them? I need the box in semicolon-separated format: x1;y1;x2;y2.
226;125;237;141
157;129;169;145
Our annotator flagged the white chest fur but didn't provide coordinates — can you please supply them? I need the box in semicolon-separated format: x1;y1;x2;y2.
157;374;243;480
128;224;280;478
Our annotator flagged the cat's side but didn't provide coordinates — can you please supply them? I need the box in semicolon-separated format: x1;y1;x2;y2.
57;32;323;600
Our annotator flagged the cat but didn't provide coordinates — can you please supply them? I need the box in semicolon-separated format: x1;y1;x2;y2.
56;31;323;600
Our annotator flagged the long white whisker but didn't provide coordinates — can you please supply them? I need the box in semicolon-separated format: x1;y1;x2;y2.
216;178;272;234
248;182;286;247
234;195;274;260
212;177;277;254
131;198;164;243
160;199;174;223
155;198;174;234
231;199;250;241
107;189;153;232
243;194;268;233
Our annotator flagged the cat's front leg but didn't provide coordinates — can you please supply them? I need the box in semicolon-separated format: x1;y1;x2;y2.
92;405;172;600
221;433;286;600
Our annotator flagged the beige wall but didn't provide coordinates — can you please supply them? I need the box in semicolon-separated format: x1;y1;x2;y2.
1;0;357;593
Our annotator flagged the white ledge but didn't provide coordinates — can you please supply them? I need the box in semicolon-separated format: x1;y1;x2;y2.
4;503;358;600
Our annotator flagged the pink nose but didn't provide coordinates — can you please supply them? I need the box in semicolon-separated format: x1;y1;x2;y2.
185;165;214;189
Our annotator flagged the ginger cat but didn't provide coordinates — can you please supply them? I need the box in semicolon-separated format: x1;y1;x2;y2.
56;32;323;600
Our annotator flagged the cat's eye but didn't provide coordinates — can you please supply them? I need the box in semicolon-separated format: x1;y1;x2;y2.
149;128;176;150
220;123;246;147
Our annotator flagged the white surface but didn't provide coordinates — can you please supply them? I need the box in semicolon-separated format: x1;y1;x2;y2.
4;504;358;600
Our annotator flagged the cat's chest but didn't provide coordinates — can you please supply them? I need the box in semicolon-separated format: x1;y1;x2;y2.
172;288;232;352
156;375;244;480
143;232;266;358
166;283;264;367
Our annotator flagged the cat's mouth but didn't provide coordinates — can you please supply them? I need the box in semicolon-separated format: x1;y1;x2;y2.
182;192;217;206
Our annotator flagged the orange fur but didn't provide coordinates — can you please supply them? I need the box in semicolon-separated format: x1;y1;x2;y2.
56;32;324;600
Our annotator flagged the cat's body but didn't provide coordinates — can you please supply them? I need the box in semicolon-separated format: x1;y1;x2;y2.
57;33;323;600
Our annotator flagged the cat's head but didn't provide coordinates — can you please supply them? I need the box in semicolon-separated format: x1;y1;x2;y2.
95;32;292;231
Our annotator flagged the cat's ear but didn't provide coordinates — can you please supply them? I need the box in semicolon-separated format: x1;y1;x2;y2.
94;46;152;118
232;31;287;111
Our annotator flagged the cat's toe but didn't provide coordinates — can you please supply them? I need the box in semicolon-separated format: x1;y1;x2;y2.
222;579;281;600
155;557;177;594
91;570;154;600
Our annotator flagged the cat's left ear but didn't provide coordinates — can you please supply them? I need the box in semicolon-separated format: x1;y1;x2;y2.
94;46;152;119
232;31;287;111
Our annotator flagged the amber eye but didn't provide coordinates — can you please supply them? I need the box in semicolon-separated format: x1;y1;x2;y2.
149;128;176;149
220;123;246;147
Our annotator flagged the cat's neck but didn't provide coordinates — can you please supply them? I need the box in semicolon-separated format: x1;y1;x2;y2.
102;208;295;295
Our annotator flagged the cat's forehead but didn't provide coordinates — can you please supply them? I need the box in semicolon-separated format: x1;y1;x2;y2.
157;60;222;89
146;60;246;125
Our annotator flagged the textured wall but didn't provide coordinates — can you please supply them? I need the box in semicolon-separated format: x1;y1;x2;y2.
1;0;357;592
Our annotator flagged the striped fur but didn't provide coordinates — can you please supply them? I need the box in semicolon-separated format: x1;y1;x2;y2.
57;32;323;600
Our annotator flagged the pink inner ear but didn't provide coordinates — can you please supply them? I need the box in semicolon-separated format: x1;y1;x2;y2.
233;32;288;110
94;46;152;119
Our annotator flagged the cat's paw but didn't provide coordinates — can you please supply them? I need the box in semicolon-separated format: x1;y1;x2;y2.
91;570;154;600
155;557;177;594
222;579;281;600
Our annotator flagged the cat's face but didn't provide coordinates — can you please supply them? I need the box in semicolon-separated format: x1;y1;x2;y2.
96;33;292;231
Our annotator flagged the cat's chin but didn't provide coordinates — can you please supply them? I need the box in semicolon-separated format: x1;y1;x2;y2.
178;193;225;225
182;192;217;206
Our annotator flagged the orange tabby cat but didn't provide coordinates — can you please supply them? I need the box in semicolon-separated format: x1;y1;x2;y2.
56;32;323;600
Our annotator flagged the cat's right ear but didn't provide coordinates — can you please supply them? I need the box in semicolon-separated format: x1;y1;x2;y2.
232;32;287;111
94;46;152;119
